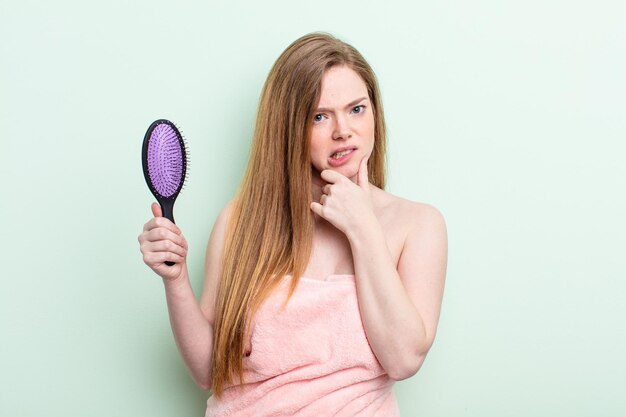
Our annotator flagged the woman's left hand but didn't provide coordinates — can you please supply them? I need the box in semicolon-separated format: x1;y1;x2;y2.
310;156;377;237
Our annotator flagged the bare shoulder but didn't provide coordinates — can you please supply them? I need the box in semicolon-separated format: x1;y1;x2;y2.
370;186;447;238
199;199;237;324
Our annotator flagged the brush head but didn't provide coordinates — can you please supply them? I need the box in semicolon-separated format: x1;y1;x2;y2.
142;119;188;200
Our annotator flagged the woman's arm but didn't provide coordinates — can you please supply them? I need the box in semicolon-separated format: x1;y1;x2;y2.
347;203;448;380
163;201;233;391
162;265;214;390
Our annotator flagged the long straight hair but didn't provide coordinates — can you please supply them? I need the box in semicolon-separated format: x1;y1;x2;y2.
210;32;387;397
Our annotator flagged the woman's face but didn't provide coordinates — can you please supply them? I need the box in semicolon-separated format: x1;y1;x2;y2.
309;65;375;184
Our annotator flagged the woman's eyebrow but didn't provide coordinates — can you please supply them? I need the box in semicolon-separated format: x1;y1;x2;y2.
315;96;369;113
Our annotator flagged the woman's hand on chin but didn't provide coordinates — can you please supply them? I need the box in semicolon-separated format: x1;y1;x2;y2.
310;155;377;237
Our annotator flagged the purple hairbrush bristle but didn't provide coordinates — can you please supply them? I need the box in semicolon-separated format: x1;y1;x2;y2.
141;119;189;267
147;123;185;197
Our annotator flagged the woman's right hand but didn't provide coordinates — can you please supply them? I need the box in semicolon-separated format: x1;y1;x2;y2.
138;202;189;282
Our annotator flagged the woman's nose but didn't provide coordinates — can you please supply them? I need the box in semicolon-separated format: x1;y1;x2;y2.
332;115;352;140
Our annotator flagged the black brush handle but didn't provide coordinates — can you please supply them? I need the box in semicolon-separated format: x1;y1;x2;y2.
159;198;176;267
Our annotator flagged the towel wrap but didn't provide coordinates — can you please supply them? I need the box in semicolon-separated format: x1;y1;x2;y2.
205;274;401;416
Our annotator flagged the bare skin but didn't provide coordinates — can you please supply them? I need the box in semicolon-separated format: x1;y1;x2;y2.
306;182;410;280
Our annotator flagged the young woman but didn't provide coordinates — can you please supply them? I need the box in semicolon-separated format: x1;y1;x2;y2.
138;32;448;416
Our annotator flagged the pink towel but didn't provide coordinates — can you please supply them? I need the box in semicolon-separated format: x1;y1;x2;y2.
205;274;401;416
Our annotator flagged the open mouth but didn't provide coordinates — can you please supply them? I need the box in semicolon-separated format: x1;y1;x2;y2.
327;147;357;167
330;148;356;160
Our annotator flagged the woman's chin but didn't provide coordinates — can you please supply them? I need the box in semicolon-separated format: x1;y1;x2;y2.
332;166;358;181
338;161;360;175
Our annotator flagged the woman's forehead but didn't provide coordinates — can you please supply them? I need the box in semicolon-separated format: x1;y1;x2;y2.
317;66;368;107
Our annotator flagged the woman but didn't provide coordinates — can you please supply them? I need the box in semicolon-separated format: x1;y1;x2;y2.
138;32;447;416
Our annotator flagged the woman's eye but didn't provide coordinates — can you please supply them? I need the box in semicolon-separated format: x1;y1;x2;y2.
313;114;324;122
352;105;365;114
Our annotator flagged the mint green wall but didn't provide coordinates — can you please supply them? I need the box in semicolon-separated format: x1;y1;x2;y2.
2;1;624;416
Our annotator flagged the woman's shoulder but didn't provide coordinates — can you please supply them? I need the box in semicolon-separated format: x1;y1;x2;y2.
218;198;237;221
370;185;445;227
370;187;447;263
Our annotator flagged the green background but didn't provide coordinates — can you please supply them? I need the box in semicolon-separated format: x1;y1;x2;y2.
1;0;624;415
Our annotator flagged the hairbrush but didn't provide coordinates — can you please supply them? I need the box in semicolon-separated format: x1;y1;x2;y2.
141;119;190;266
